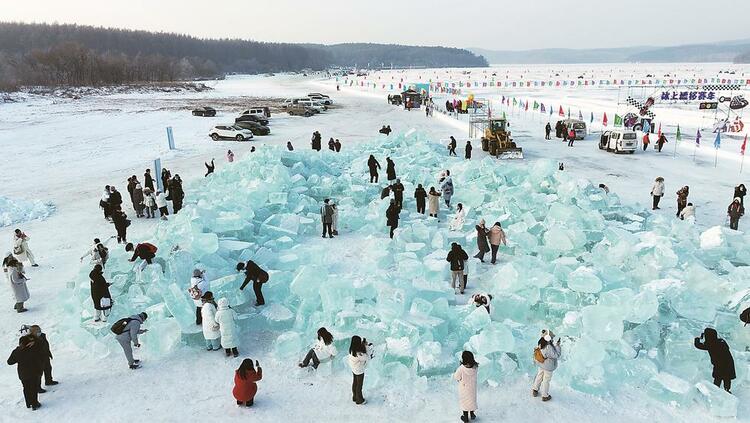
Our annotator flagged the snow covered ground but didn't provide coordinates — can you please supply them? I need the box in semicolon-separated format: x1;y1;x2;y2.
0;68;749;422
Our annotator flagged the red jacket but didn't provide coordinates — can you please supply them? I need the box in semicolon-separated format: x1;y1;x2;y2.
233;369;262;401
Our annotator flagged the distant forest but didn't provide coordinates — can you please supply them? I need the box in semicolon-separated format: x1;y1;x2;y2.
0;22;487;90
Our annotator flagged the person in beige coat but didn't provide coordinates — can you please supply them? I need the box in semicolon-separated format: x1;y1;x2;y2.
428;187;441;219
487;222;507;264
453;351;478;422
13;229;37;267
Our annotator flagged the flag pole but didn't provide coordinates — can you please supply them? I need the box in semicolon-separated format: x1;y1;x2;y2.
741;155;745;174
714;147;718;168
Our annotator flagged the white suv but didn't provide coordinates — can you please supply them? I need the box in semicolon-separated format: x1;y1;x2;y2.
282;98;327;112
307;93;333;105
209;125;254;141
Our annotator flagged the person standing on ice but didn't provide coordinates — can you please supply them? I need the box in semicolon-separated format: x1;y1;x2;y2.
348;336;372;405
368;155;381;183
727;198;745;230
453;350;479;422
414;184;427;214
440;171;454;208
474;219;490;262
680;202;696;222
132;183;145;218
113;312;147;369
449;203;466;231
161;168;171;192
143;188;156;219
108;186;123;211
287;141;294;151
298;327;337;369
334;139;342;152
676;186;689;218
233;359;263;407
215;298;240;358
386;199;400;239
561;124;568;143
311;131;322;151
227;149;235;163
3;251;15;284
656;133;668;152
8;256;30;313
428;187;441;219
320;199;335;238
386;157;397;182
100;185;112;220
392;179;405;211
200;291;221;351
447;242;469;294
236;260;269;306
545;122;552;140
531;329;561;402
205;159;215;177
169;175;184;213
448;136;458;156
328;137;335;151
29;325;58;388
488;222;507;265
650;177;665;210
734;184;746;206
155;190;169;219
7;335;43;410
694;328;735;392
465;141;472;159
567;128;576;147
330;201;339;236
13;229;38;267
469;293;493;313
144;169;154;191
126;176;137;208
126;242;157;265
111;209;129;244
90;264;112;322
642;132;650;151
190;269;209;325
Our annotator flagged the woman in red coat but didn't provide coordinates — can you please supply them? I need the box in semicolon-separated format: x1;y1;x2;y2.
233;359;262;406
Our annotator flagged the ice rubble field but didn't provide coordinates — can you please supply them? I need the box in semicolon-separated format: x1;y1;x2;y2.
0;195;55;227
64;130;750;417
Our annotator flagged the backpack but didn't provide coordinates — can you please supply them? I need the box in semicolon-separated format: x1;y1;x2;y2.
111;318;133;335
533;347;545;364
740;307;750;326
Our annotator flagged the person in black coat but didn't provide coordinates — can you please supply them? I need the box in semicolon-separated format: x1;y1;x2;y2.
368;155;381;183
236;260;269;306
205;159;215;177
734;184;746;206
386;199;400;239
169;175;185;213
328;138;335;151
144;169;155;191
311;131;322;151
30;325;57;388
334;139;342;152
90;264;112;322
111;210;128;244
414;184;427;214
391;179;405;211
287;141;294;151
545;122;552;140
7;335;43;410
386;157;396;182
465;141;473;159
694;328;735;392
108;187;123;212
446;242;469;294
448;136;457;156
161;168;172;192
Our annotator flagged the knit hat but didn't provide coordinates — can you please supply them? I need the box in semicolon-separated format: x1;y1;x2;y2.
192;269;204;277
139;312;148;320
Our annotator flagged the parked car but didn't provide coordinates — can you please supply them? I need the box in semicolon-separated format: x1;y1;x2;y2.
209;125;254;141
192;106;216;117
307;94;333;105
557;119;587;140
599;130;637;154
235;114;269;126
287;105;314;117
241;107;271;118
282;98;326;112
234;120;270;136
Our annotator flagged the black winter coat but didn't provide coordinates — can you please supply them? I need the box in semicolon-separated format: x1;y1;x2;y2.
90;268;112;310
386;204;400;227
414;187;427;205
695;334;736;380
446;247;469;271
734;186;746;201
392;183;404;201
240;260;269;290
144;173;155;190
108;191;122;208
386;160;396;180
7;345;42;380
34;333;52;361
368;157;381;173
112;211;128;232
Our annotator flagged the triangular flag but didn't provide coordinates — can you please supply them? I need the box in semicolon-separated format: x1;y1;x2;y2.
558;106;564;117
714;131;721;149
642;120;651;134
501;95;505;104
602;112;608;127
590;111;594;123
513;98;517;106
676;125;682;141
567;108;571;118
540;103;546;113
657;123;662;139
525;100;529;111
696;129;701;146
502;111;506;120
533;101;539;110
578;110;583;120
742;134;747;156
549;106;553;116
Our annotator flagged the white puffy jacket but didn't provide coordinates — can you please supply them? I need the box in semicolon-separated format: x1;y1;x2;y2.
190;276;209;306
348;352;369;375
201;302;220;340
651;181;665;196
214;298;239;348
155;193;167;208
312;339;338;362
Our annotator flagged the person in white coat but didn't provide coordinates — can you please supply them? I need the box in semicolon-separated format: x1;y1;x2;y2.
80;238;109;268
13;229;37;267
214;297;239;357
7;257;30;312
299;327;337;369
532;329;562;402
155;190;169;219
189;269;209;325
2;251;14;284
449;203;466;231
680;202;696;222
200;291;221;351
468;293;493;314
348;336;372;405
651;176;665;210
453;351;479;422
143;188;156;219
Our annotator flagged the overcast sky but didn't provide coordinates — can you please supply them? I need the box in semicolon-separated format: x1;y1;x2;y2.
5;0;750;51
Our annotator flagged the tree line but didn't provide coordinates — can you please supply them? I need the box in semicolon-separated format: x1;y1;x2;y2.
0;22;488;91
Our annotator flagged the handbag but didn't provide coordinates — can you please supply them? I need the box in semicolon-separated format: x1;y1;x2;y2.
13;245;23;255
533;347;545;364
188;286;202;300
100;297;112;308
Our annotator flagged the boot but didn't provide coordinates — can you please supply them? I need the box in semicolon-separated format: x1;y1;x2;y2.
542;395;552;402
470;411;476;420
531;389;539;397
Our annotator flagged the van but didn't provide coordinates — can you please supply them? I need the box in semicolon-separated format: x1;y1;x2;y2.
558;119;587;140
599;130;637;154
241;107;271;118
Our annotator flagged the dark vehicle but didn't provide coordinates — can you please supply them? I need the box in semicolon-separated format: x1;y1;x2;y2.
389;94;403;105
234;120;271;135
192;106;216;117
287;106;314;117
235;114;269;126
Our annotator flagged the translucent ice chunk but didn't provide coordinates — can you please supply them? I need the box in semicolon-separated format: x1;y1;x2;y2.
581;305;623;341
646;373;693;406
567;267;602;293
695;381;738;417
467;323;515;355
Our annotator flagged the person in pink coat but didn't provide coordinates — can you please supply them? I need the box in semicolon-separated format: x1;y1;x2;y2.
453;351;478;422
227;150;235;163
